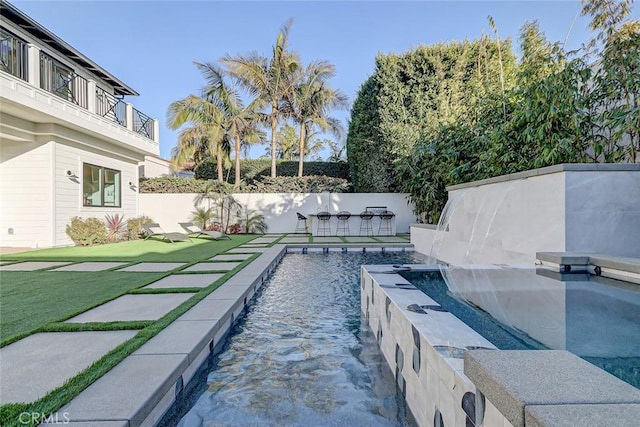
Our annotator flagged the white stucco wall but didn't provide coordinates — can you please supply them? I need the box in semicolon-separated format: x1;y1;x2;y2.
412;165;640;265
139;192;415;234
425;173;566;265
141;156;172;178
565;170;640;257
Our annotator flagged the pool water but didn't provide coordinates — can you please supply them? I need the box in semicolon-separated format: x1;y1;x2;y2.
160;251;424;427
404;268;640;390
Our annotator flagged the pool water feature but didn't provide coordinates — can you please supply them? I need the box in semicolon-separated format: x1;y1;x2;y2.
160;251;425;427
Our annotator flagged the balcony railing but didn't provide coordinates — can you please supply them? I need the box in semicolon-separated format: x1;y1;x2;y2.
96;86;126;127
0;29;156;142
132;107;154;140
40;52;88;109
0;29;28;81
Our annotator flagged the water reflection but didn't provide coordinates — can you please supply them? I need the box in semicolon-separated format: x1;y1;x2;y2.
165;251;423;427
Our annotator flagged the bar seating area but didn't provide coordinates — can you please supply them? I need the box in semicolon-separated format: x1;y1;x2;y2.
303;206;396;236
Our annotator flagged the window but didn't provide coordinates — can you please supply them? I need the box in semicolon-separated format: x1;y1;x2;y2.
83;163;121;207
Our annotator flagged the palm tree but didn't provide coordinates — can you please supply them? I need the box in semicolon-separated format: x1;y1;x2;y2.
195;62;263;190
275;124;299;160
222;19;300;178
289;61;348;176
167;94;228;182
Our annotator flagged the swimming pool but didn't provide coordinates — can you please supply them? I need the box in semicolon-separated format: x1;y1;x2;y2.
403;266;640;389
159;251;426;427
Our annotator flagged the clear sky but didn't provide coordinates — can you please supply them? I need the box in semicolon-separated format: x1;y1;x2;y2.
11;0;638;160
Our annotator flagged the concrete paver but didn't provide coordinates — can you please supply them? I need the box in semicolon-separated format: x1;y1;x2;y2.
177;298;236;321
181;262;240;272
209;253;252;261
143;273;223;289
247;237;279;243
376;236;411;242
133;320;219;361
312;237;344;243
51;262;128;272
117;262;185;272
65;294;194;323
0;261;71;271
228;247;269;253
57;354;187;426
344;237;378;243
0;331;137;404
279;237;310;243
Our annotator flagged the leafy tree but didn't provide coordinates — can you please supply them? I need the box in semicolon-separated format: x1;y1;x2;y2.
583;0;639;161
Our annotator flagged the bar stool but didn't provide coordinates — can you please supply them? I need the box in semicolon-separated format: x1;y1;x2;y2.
359;210;374;236
336;211;351;236
316;211;332;236
295;212;308;233
378;210;395;235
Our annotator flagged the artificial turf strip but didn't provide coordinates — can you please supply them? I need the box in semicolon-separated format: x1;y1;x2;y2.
38;321;153;333
0;258;255;427
0;271;166;346
0;235;256;263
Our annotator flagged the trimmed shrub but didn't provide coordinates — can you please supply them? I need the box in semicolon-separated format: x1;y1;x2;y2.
195;159;350;183
126;215;155;240
66;217;107;246
248;176;352;193
139;177;210;193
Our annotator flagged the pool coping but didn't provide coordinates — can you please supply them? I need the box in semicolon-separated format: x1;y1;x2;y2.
46;241;415;426
363;264;640;427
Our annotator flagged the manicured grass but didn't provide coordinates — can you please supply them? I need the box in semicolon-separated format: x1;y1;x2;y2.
0;235;256;262
0;271;164;345
0;236;257;345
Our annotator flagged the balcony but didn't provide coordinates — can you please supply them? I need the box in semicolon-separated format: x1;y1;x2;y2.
0;28;157;145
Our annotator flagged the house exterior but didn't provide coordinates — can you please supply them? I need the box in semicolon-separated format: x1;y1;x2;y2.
0;0;159;248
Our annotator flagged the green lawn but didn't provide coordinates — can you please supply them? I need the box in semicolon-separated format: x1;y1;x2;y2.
0;271;165;344
0;235;257;345
0;235;256;262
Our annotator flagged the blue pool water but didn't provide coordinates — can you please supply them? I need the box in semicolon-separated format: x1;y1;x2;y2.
160;251;425;427
403;268;640;390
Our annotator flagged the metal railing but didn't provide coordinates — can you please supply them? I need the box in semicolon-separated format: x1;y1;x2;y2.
39;52;88;109
95;86;126;127
132;107;154;140
0;34;155;141
0;28;28;80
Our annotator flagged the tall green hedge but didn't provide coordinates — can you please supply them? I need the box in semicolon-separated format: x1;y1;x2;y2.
194;159;350;184
347;38;515;193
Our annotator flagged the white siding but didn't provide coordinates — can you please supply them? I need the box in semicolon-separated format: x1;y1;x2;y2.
54;140;139;246
0;139;52;247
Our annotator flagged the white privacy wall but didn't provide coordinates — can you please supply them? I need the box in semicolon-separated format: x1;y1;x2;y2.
139;192;415;234
565;170;640;257
412;164;640;265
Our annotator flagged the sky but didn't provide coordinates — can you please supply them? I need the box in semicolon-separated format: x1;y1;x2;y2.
10;0;639;160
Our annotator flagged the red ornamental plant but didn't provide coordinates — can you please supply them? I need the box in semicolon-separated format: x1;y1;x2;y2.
104;213;127;242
